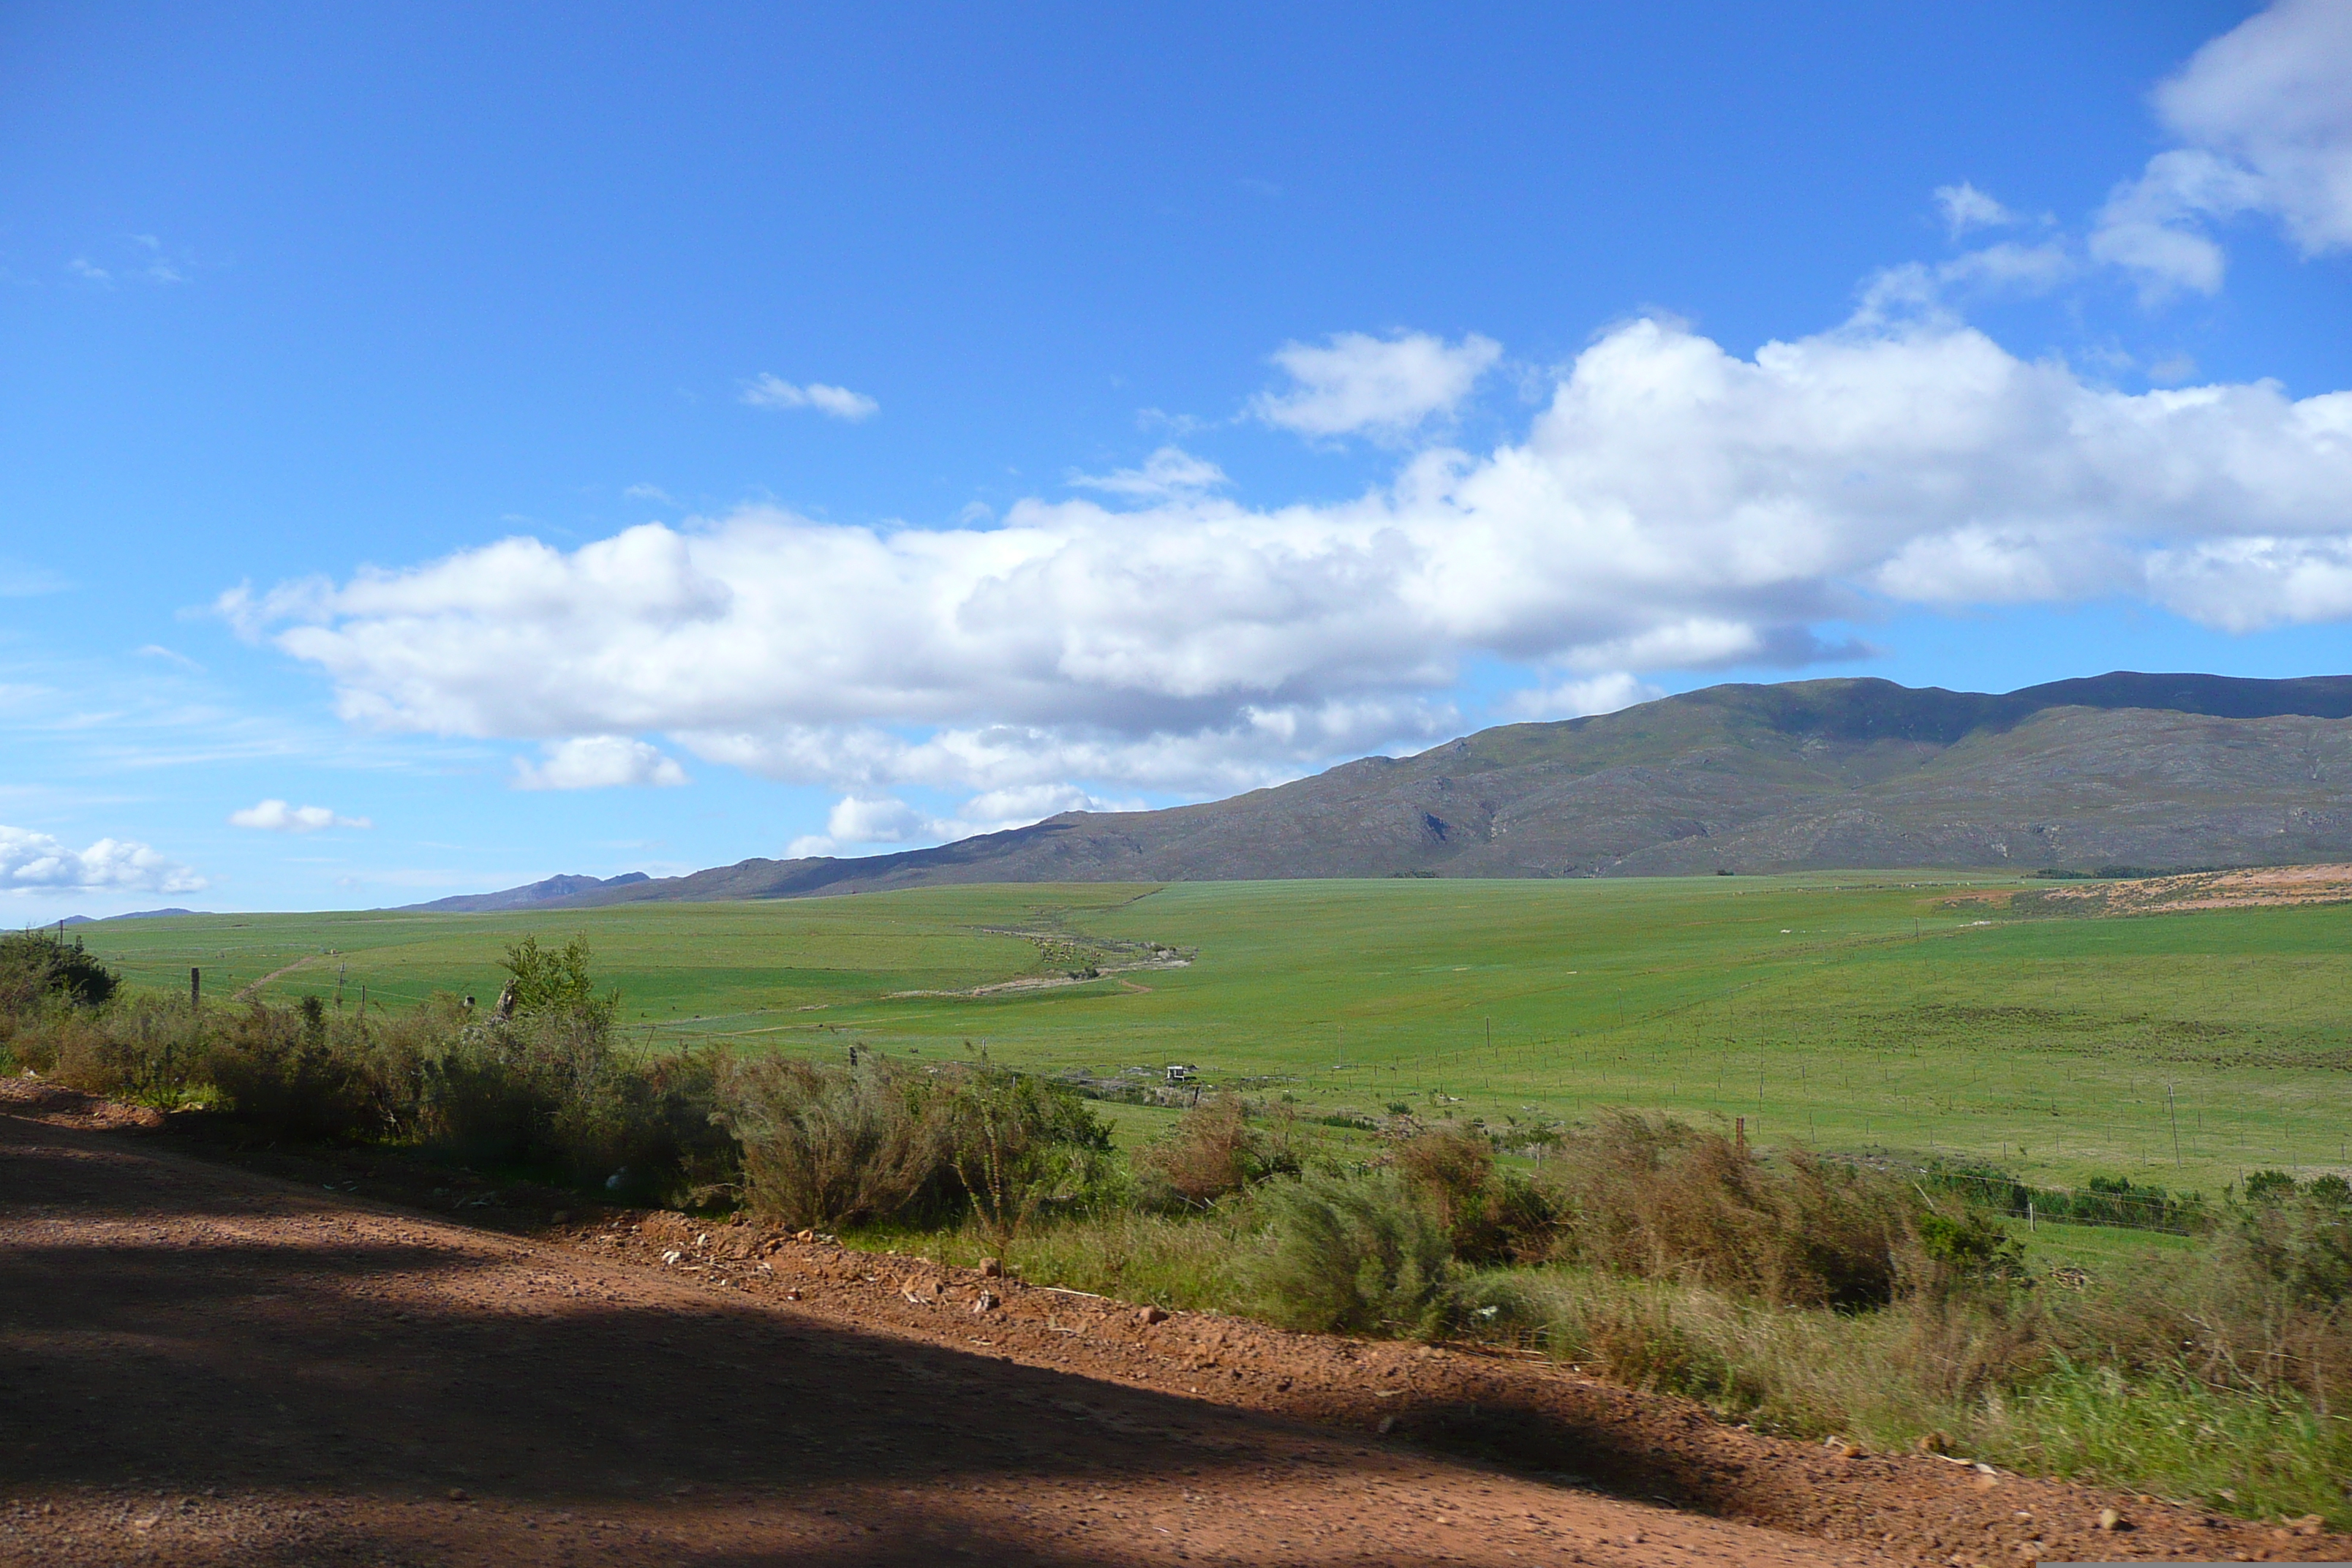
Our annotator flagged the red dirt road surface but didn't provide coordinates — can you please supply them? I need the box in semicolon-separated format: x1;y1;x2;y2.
2;1078;2341;1566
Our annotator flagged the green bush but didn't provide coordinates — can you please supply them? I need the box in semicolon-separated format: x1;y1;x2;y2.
717;1055;956;1229
717;1053;1114;1240
412;1003;725;1196
1248;1170;1452;1338
50;996;213;1106
941;1058;1116;1251
0;927;119;1014
495;934;614;1021
1916;1208;2030;1293
2068;1186;2352;1410
205;1001;377;1141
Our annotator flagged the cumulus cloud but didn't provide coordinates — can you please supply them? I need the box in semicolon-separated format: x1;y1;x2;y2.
1501;673;1667;723
2092;0;2352;297
741;374;879;421
1;826;204;895
512;736;691;791
1068;446;1229;501
1251;330;1501;439
228;799;372;832
1934;181;2018;236
791;781;1130;859
238;309;2352;807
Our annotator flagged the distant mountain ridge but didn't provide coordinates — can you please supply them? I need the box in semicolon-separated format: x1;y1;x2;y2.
501;671;2352;905
398;872;649;913
61;908;212;925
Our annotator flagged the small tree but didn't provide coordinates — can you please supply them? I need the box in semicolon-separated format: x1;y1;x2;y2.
497;935;614;1022
0;927;120;1016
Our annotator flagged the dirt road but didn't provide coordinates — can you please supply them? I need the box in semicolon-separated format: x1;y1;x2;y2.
0;1079;2336;1566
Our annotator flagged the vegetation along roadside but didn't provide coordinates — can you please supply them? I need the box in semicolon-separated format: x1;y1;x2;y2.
7;903;2348;1531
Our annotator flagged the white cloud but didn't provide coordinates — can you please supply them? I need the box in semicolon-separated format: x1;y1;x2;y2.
1068;446;1229;501
1934;181;2018;236
241;312;2352;803
0;826;205;895
622;483;676;504
826;795;932;844
810;781;1131;856
1858;242;2075;323
742;374;879;421
1251;330;1501;440
2092;0;2352;297
681;698;1448;800
511;736;690;791
133;644;203;671
2146;535;2352;632
228;799;372;833
1501;673;1666;723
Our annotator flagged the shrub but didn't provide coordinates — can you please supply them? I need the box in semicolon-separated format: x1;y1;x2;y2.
941;1058;1116;1251
1248;1170;1452;1338
1915;1208;2029;1293
1394;1127;1494;1225
0;927;119;1014
2064;1187;2352;1410
1535;1112;1914;1309
1134;1093;1294;1208
51;997;211;1106
717;1055;954;1229
415;1002;709;1186
2243;1169;2297;1205
205;1002;376;1141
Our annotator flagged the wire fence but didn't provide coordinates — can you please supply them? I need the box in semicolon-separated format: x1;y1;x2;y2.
1920;1166;2206;1235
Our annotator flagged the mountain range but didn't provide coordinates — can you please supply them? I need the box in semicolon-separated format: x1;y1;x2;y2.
399;872;649;913
436;672;2352;909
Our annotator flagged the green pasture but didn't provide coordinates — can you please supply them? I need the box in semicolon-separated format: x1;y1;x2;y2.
69;874;2352;1195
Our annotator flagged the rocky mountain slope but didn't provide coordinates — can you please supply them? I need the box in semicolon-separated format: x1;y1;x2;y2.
546;671;2352;904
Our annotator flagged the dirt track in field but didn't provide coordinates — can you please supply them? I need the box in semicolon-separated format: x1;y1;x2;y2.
1;1077;2340;1567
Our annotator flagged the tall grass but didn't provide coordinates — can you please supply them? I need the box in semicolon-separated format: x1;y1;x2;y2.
1973;1362;2352;1526
878;1206;1257;1311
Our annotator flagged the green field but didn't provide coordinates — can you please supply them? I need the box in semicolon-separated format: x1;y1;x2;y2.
72;874;2352;1195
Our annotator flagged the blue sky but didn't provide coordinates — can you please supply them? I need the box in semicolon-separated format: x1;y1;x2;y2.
4;1;2349;919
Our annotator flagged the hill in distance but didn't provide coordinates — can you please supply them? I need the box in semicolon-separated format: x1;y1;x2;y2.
519;671;2352;906
399;872;649;914
59;908;214;925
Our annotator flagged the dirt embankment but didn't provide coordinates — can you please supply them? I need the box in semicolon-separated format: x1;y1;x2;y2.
1;1076;2341;1566
1961;862;2352;919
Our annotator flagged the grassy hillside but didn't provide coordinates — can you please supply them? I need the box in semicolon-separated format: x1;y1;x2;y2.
76;873;2352;1195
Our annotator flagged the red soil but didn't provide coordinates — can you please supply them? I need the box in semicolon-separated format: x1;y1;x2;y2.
1;1077;2339;1566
